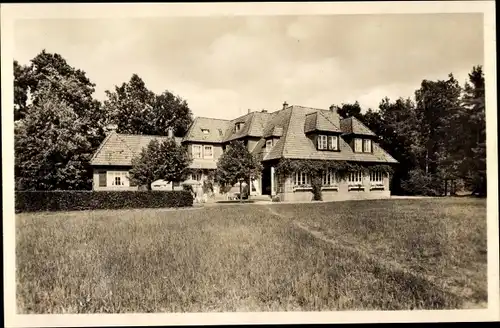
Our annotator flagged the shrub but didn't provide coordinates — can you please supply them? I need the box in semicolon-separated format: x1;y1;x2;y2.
401;169;443;196
311;175;323;201
183;185;194;193
15;190;193;213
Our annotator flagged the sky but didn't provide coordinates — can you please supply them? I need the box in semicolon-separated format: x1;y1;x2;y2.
14;14;484;119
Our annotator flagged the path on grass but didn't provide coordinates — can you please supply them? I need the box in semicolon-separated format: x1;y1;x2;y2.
263;205;486;309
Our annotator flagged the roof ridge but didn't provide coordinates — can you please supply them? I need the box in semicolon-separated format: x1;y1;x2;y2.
351;116;374;134
114;133;136;154
316;109;341;131
195;116;230;121
115;132;174;138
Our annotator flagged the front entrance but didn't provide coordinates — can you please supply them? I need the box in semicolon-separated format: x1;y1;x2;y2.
261;166;272;195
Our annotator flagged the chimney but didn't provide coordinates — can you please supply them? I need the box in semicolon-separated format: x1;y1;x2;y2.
282;101;288;110
261;109;268;113
167;127;174;138
247;108;252;114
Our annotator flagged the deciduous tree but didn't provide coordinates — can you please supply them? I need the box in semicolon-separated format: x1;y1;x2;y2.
103;74;193;136
129;139;192;190
14;50;106;190
215;140;263;201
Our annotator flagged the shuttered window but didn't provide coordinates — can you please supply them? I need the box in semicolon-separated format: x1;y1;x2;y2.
98;171;107;187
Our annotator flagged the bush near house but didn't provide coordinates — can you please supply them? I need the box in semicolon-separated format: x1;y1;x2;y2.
15;190;193;213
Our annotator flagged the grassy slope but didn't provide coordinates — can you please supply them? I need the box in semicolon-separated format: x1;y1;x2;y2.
16;198;486;313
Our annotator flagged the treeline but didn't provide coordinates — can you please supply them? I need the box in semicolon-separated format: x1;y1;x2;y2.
14;50;486;196
331;68;486;196
14;50;194;191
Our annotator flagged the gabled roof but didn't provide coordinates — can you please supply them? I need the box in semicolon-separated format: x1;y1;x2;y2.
90;132;182;166
253;105;397;164
183;117;230;143
224;110;273;142
340;116;376;136
304;109;342;134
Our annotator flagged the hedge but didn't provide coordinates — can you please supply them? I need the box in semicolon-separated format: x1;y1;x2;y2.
15;190;193;213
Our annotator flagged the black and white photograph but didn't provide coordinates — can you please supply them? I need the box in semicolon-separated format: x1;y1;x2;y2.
2;1;498;326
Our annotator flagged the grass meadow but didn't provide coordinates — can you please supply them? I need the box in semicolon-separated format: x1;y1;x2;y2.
16;198;487;313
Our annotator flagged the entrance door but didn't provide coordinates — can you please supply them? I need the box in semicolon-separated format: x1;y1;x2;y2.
261;166;271;195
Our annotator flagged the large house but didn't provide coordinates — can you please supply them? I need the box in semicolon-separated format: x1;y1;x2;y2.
90;102;398;201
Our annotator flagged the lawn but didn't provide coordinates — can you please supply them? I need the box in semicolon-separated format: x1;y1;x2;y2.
16;198;487;313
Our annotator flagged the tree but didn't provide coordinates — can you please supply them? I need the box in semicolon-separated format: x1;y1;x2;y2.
103;74;193;136
15;82;95;190
14;60;30;121
331;101;364;120
366;97;421;194
129;138;192;190
455;66;486;195
14;51;107;190
414;74;462;177
215;140;263;201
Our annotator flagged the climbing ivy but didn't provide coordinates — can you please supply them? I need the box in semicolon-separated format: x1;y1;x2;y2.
274;158;393;199
275;159;391;179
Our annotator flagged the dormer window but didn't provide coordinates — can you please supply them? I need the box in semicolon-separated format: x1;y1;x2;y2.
235;122;244;132
317;135;339;151
363;139;372;153
201;128;210;134
354;138;363;152
354;138;372;153
265;139;273;153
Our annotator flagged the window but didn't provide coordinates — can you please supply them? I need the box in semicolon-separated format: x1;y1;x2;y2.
363;139;372;153
265;139;273;153
203;145;213;158
235;122;244;132
293;172;310;186
202;128;210;134
317;135;328;150
354;138;363;152
322;169;337;186
370;171;384;183
98;171;106;187
191;172;202;181
109;171;129;187
348;171;364;184
192;145;202;159
317;135;339;151
328;136;339;151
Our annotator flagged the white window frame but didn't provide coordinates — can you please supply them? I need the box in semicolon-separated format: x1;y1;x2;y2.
317;135;328;150
191;172;203;181
329;135;339;151
370;171;384;183
322;169;337;186
354;138;363;152
108;171;129;187
293;172;310;186
348;171;364;184
235;122;244;132
363;139;372;153
192;144;202;159
203;145;213;159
